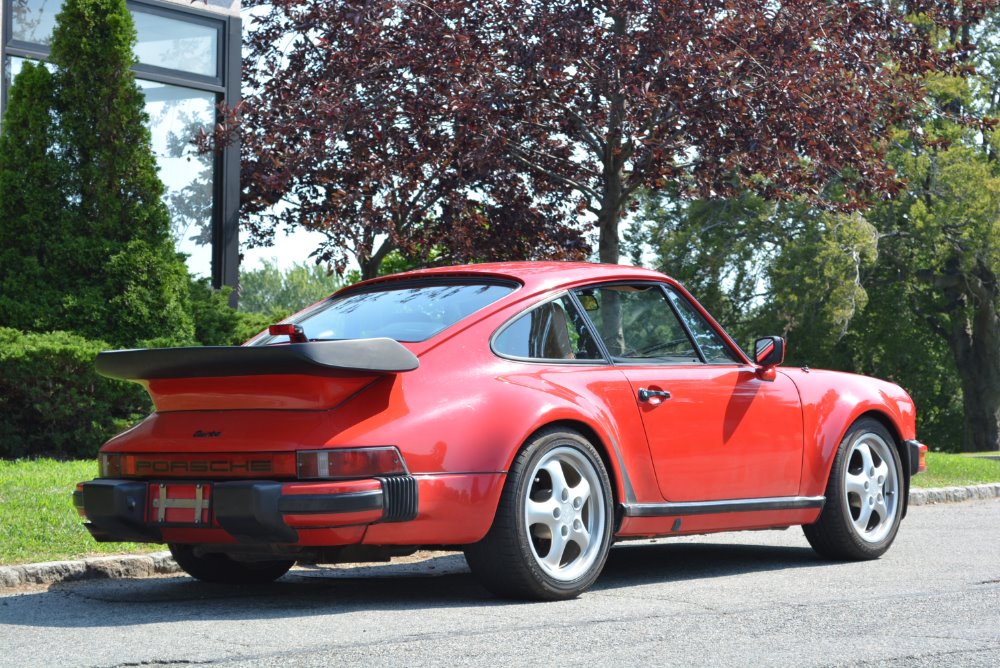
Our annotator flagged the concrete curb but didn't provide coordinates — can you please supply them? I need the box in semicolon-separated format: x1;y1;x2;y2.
907;482;1000;506
2;484;999;592
0;551;179;590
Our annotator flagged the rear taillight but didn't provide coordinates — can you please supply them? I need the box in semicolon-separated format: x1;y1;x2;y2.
918;443;928;473
100;453;123;478
269;323;307;342
297;447;408;480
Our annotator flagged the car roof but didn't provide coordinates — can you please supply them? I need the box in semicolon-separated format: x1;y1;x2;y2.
325;261;748;364
347;261;673;294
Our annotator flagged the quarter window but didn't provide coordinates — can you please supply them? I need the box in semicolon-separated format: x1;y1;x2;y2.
493;295;603;361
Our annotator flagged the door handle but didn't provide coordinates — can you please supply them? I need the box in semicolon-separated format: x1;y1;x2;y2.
638;388;671;402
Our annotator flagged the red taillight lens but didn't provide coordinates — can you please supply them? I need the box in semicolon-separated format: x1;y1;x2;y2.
269;323;307;342
100;453;123;478
918;443;928;473
297;447;407;480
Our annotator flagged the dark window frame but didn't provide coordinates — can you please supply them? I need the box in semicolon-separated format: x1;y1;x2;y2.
130;1;225;85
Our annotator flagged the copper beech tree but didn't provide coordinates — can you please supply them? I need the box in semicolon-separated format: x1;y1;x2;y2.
233;0;590;278
232;1;959;276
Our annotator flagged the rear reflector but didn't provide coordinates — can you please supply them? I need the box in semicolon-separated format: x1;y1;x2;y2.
297;447;407;480
100;453;123;478
73;483;86;517
918;443;928;473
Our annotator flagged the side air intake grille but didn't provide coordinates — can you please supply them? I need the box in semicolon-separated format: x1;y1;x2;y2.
377;475;418;522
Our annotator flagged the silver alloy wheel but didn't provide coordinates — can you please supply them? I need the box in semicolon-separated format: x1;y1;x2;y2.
843;432;899;543
523;446;607;582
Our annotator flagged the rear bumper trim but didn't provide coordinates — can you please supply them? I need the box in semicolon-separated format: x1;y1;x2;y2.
276;490;383;514
78;480;162;543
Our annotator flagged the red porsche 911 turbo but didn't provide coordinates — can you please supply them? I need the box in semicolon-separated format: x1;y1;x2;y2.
75;262;927;600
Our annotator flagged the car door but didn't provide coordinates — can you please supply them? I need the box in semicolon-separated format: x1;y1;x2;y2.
573;282;803;502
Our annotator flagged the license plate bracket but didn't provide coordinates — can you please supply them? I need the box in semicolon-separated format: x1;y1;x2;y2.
148;482;211;526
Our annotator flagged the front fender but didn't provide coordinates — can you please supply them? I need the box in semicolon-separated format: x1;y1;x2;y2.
782;368;917;497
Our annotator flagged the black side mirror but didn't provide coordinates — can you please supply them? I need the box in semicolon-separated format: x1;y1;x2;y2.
754;336;785;367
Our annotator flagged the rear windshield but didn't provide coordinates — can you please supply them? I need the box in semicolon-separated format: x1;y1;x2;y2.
252;281;516;344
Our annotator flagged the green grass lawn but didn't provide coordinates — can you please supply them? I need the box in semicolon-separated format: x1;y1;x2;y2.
2;452;999;567
911;451;1000;489
0;459;161;566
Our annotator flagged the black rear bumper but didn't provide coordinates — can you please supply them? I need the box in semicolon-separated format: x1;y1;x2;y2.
76;476;419;544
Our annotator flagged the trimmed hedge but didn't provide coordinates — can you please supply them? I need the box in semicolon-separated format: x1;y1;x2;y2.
0;328;151;459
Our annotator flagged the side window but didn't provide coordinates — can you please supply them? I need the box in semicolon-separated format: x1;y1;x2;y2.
494;296;603;361
573;285;699;363
664;288;742;364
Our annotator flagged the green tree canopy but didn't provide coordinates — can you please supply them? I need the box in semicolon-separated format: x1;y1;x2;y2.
636;192;877;363
238;260;345;316
0;62;69;331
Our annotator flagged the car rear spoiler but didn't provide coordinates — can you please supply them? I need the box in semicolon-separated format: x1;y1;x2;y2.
95;338;420;381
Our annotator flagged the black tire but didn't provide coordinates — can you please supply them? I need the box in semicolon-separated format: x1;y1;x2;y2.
169;544;294;584
464;428;614;600
803;418;905;560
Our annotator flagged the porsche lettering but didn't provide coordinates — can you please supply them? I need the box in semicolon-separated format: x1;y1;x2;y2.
134;460;272;474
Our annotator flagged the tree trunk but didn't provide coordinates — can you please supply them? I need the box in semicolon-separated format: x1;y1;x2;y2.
359;238;395;281
597;207;620;265
597;11;627;267
596;128;625;265
947;279;1000;452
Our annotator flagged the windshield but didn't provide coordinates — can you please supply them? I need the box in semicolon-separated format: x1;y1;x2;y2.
251;281;517;345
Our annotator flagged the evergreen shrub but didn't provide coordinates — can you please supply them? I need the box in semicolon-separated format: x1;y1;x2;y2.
0;328;151;459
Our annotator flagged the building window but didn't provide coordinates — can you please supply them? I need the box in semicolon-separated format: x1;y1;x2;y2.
133;9;219;78
1;0;240;289
8;0;59;45
140;80;217;279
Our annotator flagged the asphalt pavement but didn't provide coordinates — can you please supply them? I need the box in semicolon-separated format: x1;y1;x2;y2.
1;496;998;667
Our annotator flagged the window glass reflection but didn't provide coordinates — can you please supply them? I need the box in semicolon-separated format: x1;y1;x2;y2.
9;0;58;45
138;80;216;279
9;2;220;80
575;285;700;363
8;55;49;82
494;296;604;361
664;288;742;363
255;284;516;345
133;10;218;77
